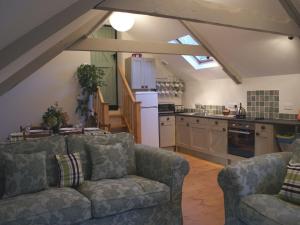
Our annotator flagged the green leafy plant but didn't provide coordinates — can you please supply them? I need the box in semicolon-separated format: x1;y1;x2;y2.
76;64;105;121
42;102;68;133
77;64;105;95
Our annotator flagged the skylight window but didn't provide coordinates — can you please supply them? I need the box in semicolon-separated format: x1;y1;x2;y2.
169;35;219;70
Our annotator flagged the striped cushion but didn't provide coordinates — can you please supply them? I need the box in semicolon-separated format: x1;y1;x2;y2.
56;152;84;187
279;163;300;205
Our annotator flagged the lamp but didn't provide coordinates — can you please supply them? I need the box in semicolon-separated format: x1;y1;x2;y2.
109;12;135;32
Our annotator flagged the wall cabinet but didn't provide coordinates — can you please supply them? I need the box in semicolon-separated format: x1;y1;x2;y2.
125;57;156;90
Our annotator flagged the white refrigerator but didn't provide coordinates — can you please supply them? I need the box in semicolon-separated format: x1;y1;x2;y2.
134;92;159;147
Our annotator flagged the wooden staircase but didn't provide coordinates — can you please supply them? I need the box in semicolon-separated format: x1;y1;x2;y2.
109;110;128;133
93;67;141;143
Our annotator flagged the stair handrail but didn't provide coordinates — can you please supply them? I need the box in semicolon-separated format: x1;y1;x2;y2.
94;87;110;131
117;66;141;143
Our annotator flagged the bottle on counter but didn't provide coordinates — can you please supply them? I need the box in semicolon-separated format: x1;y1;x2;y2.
297;110;300;121
234;105;238;116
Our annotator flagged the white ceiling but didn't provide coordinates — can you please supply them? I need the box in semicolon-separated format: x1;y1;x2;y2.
0;0;78;50
118;13;300;81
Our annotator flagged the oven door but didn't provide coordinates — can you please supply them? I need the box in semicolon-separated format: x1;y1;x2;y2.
228;129;255;158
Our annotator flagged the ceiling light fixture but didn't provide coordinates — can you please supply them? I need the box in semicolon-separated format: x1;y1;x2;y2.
109;12;135;32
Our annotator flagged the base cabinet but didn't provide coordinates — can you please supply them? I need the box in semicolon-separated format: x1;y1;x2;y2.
255;123;278;155
210;127;227;155
176;120;191;148
190;126;210;152
176;116;228;157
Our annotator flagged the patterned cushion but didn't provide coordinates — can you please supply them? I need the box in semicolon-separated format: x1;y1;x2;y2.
67;133;136;179
3;151;48;198
0;187;91;225
279;163;300;205
0;135;67;191
88;143;128;180
78;175;170;218
238;194;300;225
56;152;84;187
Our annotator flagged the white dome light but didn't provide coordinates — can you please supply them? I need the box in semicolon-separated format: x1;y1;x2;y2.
109;12;135;32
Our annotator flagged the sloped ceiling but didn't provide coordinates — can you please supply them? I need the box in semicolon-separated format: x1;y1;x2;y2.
0;0;78;50
120;13;300;82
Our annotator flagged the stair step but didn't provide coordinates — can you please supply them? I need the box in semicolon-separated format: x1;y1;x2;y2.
109;109;121;117
110;126;128;133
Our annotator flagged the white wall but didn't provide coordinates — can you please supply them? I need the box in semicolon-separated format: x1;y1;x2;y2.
183;74;300;114
0;51;90;140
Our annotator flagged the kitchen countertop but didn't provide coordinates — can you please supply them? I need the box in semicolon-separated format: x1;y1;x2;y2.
176;113;300;126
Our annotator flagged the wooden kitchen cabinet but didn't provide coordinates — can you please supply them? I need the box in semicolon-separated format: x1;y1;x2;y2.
190;118;210;153
176;116;228;157
159;116;175;147
210;120;228;155
255;123;278;155
125;57;156;90
176;116;191;148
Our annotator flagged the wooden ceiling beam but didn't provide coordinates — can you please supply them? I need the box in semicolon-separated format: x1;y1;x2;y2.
279;0;300;28
0;12;111;96
181;21;242;84
0;0;106;71
68;38;210;56
96;0;300;36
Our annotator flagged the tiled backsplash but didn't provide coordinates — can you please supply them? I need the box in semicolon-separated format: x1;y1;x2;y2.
247;90;279;119
195;104;225;115
185;91;298;120
278;113;298;120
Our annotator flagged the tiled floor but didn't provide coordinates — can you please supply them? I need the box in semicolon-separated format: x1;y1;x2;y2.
180;153;225;225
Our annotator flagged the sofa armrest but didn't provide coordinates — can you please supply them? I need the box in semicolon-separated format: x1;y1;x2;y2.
134;144;189;202
218;152;291;225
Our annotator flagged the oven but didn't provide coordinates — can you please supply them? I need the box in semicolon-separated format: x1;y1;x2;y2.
228;121;255;158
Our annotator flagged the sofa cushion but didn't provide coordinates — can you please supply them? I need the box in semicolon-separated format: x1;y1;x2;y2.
238;194;300;225
78;175;170;218
88;143;128;180
0;135;66;192
67;133;136;180
279;162;300;205
0;187;91;225
56;152;84;187
3;151;47;198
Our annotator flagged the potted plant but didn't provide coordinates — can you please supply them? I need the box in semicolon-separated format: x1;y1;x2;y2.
76;64;105;123
42;102;68;133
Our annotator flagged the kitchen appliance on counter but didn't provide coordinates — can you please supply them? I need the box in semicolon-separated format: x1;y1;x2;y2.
235;103;246;119
135;92;159;147
175;105;185;113
158;103;175;115
228;121;255;158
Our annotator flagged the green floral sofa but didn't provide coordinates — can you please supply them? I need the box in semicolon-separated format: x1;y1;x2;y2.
0;133;189;225
218;152;300;225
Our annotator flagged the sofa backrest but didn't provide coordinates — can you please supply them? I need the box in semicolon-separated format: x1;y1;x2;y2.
0;135;67;197
66;132;136;180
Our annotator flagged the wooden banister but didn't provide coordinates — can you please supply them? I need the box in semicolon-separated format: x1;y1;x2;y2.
118;67;141;143
118;67;135;102
94;88;110;131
